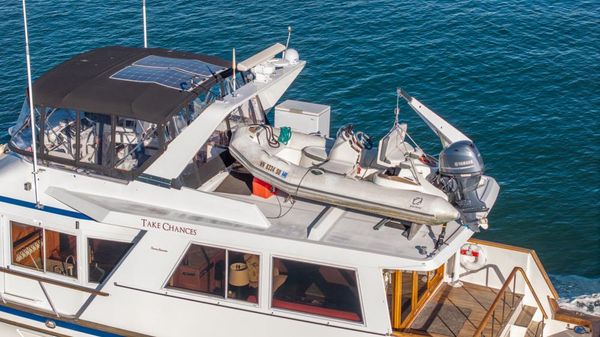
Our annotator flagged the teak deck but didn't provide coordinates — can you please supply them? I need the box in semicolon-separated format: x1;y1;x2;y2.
404;282;523;337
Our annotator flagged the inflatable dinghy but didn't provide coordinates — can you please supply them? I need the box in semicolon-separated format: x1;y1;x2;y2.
229;124;461;225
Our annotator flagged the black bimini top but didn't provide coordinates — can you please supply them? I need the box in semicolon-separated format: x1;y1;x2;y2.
32;46;231;123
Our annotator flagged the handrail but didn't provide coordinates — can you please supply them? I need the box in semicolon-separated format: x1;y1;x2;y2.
469;238;560;299
473;266;548;337
0;266;108;296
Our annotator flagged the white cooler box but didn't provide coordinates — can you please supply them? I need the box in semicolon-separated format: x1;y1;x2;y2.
274;100;331;137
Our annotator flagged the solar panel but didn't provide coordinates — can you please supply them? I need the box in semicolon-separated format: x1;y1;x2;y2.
111;66;196;91
134;55;225;77
110;55;227;91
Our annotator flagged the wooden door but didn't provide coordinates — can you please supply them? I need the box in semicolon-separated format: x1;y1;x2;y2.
389;265;444;330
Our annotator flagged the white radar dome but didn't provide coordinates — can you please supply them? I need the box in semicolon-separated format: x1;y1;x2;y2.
284;48;299;64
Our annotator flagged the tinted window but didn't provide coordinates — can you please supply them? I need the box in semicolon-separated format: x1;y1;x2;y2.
11;222;44;271
11;222;78;279
88;238;133;283
168;244;226;297
168;244;260;303
271;258;362;322
45;229;77;278
227;251;260;303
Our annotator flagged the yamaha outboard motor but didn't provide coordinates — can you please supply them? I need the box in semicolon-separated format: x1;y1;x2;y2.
436;140;487;225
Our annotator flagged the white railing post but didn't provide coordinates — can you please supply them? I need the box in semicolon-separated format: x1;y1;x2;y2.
142;0;148;48
21;0;41;207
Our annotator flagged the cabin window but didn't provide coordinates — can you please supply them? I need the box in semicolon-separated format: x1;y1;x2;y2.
42;108;78;160
88;238;133;283
45;229;77;278
75;112;100;164
11;222;78;278
11;222;44;271
113;118;158;171
10;105;41;153
271;258;363;322
167;244;260;303
8;100;31;137
227;251;260;303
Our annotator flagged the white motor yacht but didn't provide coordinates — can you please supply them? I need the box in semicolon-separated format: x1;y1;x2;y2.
0;41;597;337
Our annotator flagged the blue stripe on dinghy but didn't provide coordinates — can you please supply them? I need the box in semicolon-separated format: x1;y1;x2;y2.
0;304;122;336
0;195;93;220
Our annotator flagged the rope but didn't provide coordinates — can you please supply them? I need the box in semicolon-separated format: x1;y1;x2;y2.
258;124;280;148
277;126;292;145
266;166;312;219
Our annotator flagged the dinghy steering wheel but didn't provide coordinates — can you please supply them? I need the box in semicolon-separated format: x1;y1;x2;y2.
355;131;373;150
336;125;373;150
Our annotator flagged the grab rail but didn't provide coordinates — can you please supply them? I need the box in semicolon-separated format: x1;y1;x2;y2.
0;266;108;296
468;239;559;300
473;267;548;337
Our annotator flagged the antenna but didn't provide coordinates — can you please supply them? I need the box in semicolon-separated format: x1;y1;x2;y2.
283;26;292;58
395;88;401;126
21;0;41;207
142;0;148;48
232;48;237;95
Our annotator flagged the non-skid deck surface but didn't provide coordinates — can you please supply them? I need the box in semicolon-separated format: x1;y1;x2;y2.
407;282;523;337
217;187;469;260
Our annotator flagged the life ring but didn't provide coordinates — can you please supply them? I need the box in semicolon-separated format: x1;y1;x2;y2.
460;243;487;271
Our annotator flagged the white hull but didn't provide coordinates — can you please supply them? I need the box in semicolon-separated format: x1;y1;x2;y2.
0;38;591;337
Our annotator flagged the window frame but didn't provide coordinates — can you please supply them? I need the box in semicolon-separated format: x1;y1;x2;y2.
7;103;169;181
10;220;45;272
163;241;261;307
85;235;135;286
43;227;79;279
269;254;365;325
9;220;81;283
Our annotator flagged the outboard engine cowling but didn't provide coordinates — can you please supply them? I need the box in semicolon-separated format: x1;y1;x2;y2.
437;140;487;224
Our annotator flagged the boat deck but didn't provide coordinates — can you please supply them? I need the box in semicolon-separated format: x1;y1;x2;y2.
215;176;468;261
405;282;523;337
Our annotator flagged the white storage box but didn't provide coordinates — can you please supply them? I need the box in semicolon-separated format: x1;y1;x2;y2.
274;100;331;137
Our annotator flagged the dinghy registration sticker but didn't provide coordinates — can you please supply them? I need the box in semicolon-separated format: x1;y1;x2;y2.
259;160;288;179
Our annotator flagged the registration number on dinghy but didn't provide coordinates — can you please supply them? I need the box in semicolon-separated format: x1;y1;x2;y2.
259;160;289;179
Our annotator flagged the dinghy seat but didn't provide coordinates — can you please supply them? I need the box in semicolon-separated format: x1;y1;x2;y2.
301;146;357;175
313;125;364;176
300;146;328;166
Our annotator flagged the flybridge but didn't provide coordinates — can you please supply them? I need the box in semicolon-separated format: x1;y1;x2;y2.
8;46;234;180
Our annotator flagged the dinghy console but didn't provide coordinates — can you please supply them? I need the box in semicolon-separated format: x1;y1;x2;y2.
322;124;372;176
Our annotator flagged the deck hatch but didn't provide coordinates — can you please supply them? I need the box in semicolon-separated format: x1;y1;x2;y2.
110;55;226;91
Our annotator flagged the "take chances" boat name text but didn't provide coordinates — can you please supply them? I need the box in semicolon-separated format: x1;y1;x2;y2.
141;218;197;235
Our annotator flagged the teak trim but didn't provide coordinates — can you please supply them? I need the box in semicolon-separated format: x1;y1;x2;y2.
548;297;600;329
0;315;71;337
468;238;560;299
0;266;108;296
472;266;548;337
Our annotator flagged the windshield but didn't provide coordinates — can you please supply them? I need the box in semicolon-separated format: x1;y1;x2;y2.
7;75;233;179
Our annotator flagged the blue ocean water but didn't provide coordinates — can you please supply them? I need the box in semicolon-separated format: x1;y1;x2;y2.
0;1;598;305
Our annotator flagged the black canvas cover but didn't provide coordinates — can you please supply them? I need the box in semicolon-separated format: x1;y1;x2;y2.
32;46;231;123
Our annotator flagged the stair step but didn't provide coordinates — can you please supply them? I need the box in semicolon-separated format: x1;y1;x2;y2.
525;320;544;337
515;305;537;327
